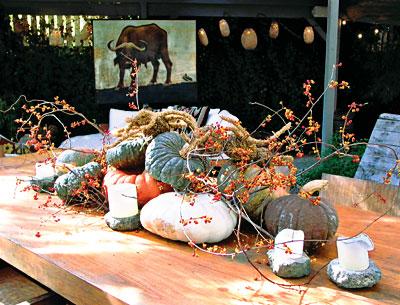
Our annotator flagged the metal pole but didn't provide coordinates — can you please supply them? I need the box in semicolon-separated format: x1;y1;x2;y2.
322;0;340;155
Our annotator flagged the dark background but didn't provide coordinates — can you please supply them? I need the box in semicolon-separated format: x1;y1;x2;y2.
1;14;399;144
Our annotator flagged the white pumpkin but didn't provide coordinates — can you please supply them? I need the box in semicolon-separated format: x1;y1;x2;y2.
140;192;237;243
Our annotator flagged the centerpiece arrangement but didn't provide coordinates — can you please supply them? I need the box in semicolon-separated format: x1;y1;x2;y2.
3;63;389;290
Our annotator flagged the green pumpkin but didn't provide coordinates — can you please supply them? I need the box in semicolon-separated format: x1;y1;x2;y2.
145;132;205;191
56;150;96;175
106;138;148;170
54;162;102;201
217;163;240;193
217;163;274;222
29;176;57;192
263;194;338;252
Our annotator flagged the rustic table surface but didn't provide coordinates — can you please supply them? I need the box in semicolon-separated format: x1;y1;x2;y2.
0;154;399;305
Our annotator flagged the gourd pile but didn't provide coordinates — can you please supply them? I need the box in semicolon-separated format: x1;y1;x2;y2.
49;109;338;248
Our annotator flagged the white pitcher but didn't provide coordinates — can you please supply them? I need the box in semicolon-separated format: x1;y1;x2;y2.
337;233;374;271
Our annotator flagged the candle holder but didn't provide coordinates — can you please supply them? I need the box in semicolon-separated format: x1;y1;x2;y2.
105;183;141;231
35;162;56;179
267;229;310;278
327;233;382;288
28;162;58;192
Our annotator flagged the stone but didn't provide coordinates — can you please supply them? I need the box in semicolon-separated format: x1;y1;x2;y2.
105;212;141;231
327;258;381;289
267;249;311;278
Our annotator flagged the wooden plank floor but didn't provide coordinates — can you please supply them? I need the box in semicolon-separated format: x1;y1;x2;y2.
0;154;399;305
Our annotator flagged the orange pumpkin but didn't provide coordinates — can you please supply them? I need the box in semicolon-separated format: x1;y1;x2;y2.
103;168;172;207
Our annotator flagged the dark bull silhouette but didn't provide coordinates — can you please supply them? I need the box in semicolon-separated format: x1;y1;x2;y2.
107;24;173;88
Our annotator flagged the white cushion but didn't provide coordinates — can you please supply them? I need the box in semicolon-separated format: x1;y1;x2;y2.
209;108;221;116
59;133;116;150
109;108;138;131
205;109;238;128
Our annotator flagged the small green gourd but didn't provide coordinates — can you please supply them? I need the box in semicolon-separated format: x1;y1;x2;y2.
54;162;102;201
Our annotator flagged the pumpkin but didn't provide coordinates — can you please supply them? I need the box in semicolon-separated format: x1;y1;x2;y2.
217;162;241;193
54;162;102;201
103;168;172;207
140;192;237;243
55;149;95;175
145;132;206;191
263;180;338;252
106;137;149;170
217;163;288;222
29;176;57;192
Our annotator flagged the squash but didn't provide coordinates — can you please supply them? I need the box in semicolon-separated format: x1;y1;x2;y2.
103;168;172;207
106;137;149;170
54;162;102;201
217;162;241;193
263;180;337;252
55;149;95;175
29;176;57;192
140;192;237;243
145;132;206;191
217;163;288;222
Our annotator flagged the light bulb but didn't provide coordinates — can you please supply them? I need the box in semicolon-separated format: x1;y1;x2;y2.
241;28;258;50
303;26;314;44
219;19;230;37
269;21;279;39
198;28;209;46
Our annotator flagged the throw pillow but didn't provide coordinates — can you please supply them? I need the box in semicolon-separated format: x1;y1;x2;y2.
109;108;138;131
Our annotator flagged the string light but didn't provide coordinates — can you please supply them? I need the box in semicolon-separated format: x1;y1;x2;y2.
303;26;314;44
341;20;347;26
198;28;209;46
357;33;363;39
374;28;379;35
241;28;258;50
219;19;230;37
269;21;279;39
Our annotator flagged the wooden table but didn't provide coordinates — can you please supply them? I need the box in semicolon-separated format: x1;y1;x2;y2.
0;154;399;305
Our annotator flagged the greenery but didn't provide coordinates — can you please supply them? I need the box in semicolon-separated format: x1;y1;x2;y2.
297;137;367;186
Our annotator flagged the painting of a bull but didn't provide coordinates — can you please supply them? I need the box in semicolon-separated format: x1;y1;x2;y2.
107;23;173;88
93;20;196;104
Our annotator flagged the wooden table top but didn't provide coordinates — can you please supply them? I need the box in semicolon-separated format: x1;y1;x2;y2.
0;154;399;305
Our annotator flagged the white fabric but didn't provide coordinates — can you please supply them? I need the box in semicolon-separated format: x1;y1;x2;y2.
59;133;116;151
205;109;239;128
109;108;138;131
59;108;238;151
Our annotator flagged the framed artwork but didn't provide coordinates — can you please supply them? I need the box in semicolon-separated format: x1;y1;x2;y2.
93;20;197;105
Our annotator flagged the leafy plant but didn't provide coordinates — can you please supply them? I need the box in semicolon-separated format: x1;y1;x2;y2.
297;135;367;186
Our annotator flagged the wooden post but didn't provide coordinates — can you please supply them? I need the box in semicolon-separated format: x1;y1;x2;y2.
322;0;340;155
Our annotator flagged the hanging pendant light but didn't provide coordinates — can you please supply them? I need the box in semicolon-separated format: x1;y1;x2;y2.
241;28;257;50
219;19;230;37
198;28;209;46
303;26;314;44
269;21;279;39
